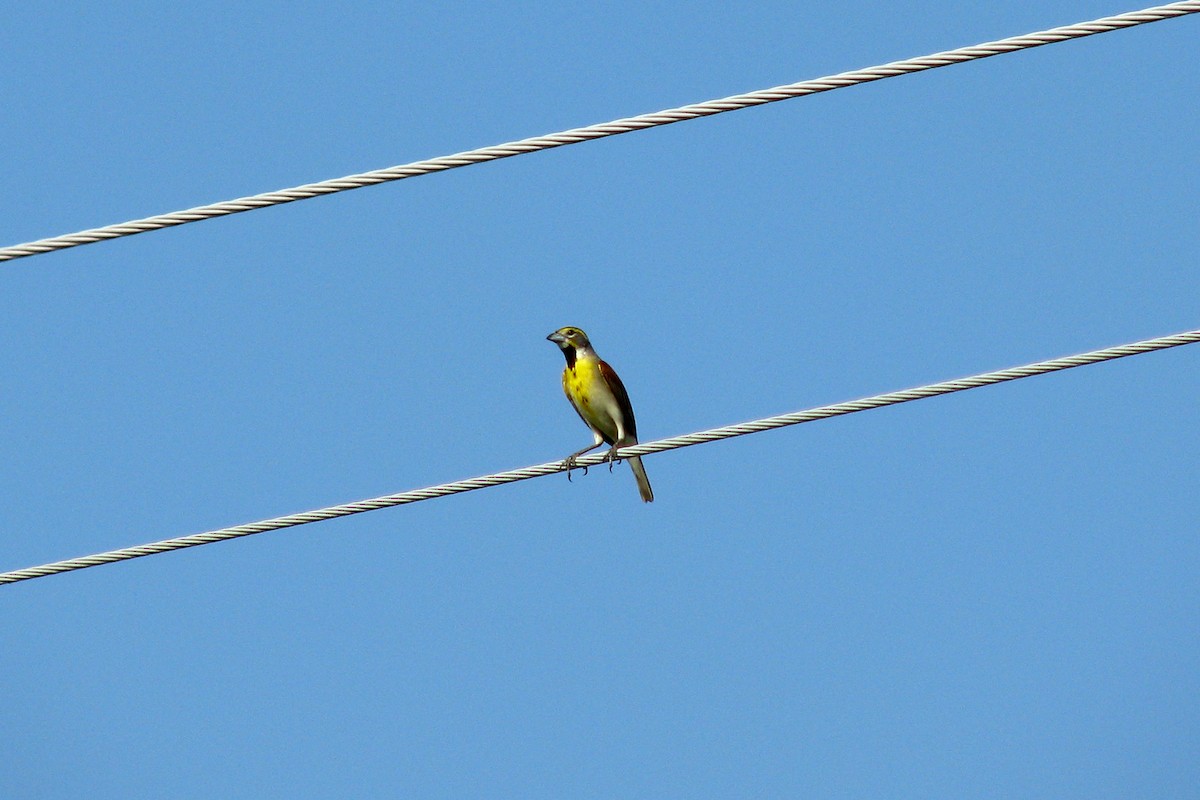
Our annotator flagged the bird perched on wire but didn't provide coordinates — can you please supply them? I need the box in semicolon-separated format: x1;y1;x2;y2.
547;326;654;503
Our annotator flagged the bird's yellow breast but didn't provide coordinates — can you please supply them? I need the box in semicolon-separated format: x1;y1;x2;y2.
562;359;601;408
562;356;623;444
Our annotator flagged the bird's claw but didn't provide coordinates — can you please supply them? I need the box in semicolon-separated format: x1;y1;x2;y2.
563;455;591;482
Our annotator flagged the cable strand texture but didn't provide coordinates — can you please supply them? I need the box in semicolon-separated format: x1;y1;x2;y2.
2;327;1198;586
1;0;1197;262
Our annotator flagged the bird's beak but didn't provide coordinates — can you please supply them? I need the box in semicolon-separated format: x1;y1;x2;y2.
547;332;565;344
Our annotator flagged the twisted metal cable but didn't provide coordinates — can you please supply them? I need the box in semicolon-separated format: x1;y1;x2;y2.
2;1;1198;263
3;327;1198;586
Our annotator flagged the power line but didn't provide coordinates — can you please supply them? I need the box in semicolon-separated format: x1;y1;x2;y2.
2;327;1197;587
2;1;1197;264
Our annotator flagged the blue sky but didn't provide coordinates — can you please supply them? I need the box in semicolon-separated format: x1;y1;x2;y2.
2;2;1197;797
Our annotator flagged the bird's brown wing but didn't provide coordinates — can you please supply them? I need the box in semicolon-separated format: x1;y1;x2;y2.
598;359;638;441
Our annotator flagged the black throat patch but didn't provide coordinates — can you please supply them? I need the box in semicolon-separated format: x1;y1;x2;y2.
561;346;577;369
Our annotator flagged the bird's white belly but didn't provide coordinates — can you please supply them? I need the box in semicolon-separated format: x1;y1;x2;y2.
584;392;621;439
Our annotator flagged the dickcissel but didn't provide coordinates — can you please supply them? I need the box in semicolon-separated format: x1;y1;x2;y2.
547;326;654;503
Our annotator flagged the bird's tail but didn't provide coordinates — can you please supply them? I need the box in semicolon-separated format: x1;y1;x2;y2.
628;455;654;503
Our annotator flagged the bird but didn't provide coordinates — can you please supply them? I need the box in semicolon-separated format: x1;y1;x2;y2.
546;326;654;503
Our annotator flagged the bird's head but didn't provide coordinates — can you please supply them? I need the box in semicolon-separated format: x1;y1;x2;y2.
547;326;593;366
546;326;592;351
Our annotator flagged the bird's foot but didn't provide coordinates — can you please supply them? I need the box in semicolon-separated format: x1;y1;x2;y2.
606;445;622;472
563;455;591;482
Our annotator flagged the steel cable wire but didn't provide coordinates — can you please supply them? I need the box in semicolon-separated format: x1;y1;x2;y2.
1;0;1197;262
2;327;1197;586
